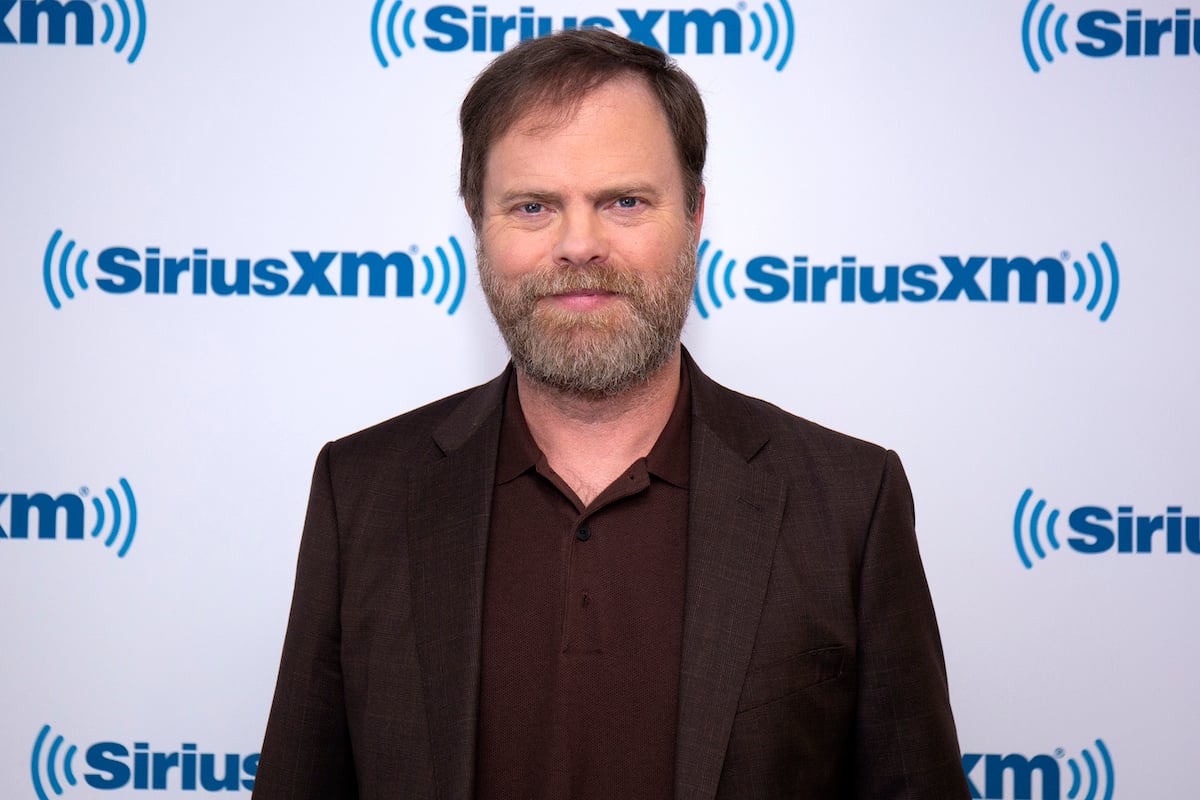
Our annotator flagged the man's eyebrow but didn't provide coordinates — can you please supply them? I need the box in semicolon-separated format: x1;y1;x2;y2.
494;189;561;207
597;184;662;201
494;184;664;206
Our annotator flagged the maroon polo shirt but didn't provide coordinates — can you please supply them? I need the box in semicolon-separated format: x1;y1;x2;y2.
476;368;691;800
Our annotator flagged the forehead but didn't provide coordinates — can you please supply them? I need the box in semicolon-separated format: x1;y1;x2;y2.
507;72;661;135
482;75;683;193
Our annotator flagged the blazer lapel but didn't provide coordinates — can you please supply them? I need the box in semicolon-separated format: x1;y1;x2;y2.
407;370;508;799
674;355;787;800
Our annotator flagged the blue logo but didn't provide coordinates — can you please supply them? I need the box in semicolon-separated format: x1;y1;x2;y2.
1;478;137;558
1014;488;1198;568
962;739;1113;800
0;0;146;63
31;725;258;797
692;239;1119;322
370;0;795;71
42;230;468;314
1022;1;1198;72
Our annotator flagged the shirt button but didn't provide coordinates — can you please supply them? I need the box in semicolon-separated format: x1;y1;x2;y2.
576;527;591;542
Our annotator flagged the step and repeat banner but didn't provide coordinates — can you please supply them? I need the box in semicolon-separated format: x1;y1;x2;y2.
2;0;1196;797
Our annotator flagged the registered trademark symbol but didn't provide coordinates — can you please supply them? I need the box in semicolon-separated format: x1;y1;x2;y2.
80;486;89;496
409;245;419;255
1055;748;1065;758
737;1;746;8
1061;250;1070;260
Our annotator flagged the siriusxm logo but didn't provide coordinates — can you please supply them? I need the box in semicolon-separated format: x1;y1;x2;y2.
31;725;258;797
962;739;1113;800
0;478;137;558
1023;1;1198;72
1014;488;1199;568
370;0;795;71
43;230;468;314
692;239;1119;322
0;0;146;63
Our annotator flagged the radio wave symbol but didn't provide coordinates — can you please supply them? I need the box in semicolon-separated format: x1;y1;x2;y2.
97;0;147;64
88;478;138;558
418;235;467;315
745;0;795;72
31;725;78;800
692;239;737;320
1022;0;1070;73
1013;488;1062;569
371;0;418;67
1066;739;1115;800
43;230;91;310
1069;241;1119;323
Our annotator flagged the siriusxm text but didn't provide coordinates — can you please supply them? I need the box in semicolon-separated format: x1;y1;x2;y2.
96;247;417;297
1068;505;1199;555
743;255;1068;304
0;0;92;45
963;752;1059;800
0;492;84;539
1075;8;1199;57
422;5;741;53
85;742;257;792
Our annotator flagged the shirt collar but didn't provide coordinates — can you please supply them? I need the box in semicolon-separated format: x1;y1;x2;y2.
495;372;544;485
644;363;690;488
494;362;691;488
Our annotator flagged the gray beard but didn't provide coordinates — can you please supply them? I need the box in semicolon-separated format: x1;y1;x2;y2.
477;243;696;398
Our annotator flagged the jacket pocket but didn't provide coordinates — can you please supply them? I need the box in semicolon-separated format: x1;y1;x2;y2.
735;645;847;713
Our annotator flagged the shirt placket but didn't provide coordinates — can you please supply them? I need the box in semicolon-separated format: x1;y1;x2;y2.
557;463;652;656
562;509;602;654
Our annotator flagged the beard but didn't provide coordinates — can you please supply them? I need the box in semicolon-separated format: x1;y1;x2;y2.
477;241;696;398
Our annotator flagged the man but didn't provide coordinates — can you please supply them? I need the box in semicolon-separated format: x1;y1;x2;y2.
253;29;968;799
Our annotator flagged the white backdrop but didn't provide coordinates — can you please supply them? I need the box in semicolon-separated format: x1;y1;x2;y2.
2;0;1197;797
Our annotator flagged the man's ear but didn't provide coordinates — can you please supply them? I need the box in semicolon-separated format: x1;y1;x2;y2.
690;185;706;237
464;201;478;229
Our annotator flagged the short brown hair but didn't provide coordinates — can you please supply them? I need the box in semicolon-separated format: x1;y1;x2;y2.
458;29;707;228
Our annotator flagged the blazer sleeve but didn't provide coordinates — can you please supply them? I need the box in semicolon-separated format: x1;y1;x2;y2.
253;443;359;799
852;450;969;798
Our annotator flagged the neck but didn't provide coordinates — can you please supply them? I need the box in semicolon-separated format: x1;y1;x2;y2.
515;346;683;505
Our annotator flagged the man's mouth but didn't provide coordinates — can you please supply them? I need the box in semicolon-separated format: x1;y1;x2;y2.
553;289;616;297
542;288;621;311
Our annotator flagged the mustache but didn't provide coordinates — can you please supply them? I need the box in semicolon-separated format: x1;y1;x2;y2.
511;264;648;298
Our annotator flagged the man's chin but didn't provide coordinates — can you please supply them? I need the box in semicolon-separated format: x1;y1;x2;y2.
511;326;678;399
517;356;656;399
531;301;634;334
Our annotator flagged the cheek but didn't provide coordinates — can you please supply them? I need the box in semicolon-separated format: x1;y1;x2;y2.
622;229;688;269
482;231;548;277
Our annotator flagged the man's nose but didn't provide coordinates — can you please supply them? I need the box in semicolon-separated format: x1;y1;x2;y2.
551;208;610;267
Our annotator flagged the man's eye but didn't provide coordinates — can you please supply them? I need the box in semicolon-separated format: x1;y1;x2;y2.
520;202;544;214
615;197;640;209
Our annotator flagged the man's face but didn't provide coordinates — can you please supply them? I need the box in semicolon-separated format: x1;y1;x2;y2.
476;74;703;398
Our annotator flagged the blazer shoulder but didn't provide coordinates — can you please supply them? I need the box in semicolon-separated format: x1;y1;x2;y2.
323;369;509;472
694;372;890;478
743;389;885;455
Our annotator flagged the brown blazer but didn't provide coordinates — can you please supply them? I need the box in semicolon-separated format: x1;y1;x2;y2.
253;352;969;799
